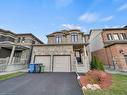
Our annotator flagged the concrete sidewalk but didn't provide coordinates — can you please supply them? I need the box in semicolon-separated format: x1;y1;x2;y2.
105;70;127;75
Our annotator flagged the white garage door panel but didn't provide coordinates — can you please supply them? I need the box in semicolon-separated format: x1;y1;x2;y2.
34;56;50;72
53;56;70;72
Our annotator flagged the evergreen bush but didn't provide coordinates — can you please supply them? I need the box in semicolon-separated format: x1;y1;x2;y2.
90;56;104;71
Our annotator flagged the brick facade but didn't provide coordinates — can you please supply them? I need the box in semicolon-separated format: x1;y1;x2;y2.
90;28;127;71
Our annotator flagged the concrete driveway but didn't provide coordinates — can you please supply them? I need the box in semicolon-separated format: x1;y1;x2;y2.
0;72;83;95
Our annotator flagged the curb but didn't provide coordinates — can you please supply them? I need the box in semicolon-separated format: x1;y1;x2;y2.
75;72;84;95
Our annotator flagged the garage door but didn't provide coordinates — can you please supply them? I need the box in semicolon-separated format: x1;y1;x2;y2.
34;56;51;72
53;56;70;72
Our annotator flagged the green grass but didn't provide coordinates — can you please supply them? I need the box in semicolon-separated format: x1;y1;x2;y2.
84;74;127;95
0;72;25;80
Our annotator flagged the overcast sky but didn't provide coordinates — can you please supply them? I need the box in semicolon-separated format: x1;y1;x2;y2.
0;0;127;43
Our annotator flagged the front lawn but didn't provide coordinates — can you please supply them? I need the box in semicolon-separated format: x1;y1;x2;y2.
84;74;127;95
0;72;25;80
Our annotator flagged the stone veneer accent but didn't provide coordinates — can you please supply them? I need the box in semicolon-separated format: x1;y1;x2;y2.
31;45;76;72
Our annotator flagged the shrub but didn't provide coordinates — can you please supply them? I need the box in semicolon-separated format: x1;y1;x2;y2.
80;70;112;89
90;56;104;71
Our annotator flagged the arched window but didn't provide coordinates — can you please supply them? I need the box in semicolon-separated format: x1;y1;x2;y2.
17;37;21;43
55;35;62;44
71;33;78;42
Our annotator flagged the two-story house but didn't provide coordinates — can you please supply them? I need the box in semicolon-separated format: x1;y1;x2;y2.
89;27;127;71
0;29;43;72
31;29;90;73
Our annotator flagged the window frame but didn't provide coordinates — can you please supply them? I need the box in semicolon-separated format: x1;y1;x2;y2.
113;33;119;40
17;37;21;43
120;33;127;40
71;33;78;42
107;33;113;41
22;37;25;43
55;35;62;44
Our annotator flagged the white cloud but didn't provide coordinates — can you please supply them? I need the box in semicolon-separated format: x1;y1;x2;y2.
55;0;74;8
117;4;127;11
60;24;88;32
101;16;114;22
79;12;99;23
60;24;82;30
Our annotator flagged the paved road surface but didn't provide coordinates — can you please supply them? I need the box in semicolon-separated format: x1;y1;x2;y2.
0;72;83;95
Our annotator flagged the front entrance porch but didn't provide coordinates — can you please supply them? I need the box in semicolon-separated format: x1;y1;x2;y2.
73;44;89;73
0;41;30;72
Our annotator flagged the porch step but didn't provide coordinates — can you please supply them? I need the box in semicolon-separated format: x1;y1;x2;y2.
77;66;88;73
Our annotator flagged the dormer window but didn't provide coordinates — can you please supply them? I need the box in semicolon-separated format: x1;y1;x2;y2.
55;35;62;44
71;33;78;42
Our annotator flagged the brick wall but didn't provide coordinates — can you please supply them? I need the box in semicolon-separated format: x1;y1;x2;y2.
113;44;127;70
92;48;108;65
92;44;127;70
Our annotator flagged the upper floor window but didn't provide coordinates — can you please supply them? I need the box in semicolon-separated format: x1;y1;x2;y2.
120;33;127;40
17;37;21;43
71;33;78;42
22;37;25;43
107;34;113;40
55;35;62;44
113;33;119;40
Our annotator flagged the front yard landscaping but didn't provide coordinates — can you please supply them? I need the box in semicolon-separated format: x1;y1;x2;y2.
83;74;127;95
0;72;25;80
81;56;127;95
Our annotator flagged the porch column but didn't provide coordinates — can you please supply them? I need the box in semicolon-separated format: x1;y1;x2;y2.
8;45;16;64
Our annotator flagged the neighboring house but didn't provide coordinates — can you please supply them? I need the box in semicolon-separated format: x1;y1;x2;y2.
31;29;90;73
89;27;127;71
0;29;43;71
